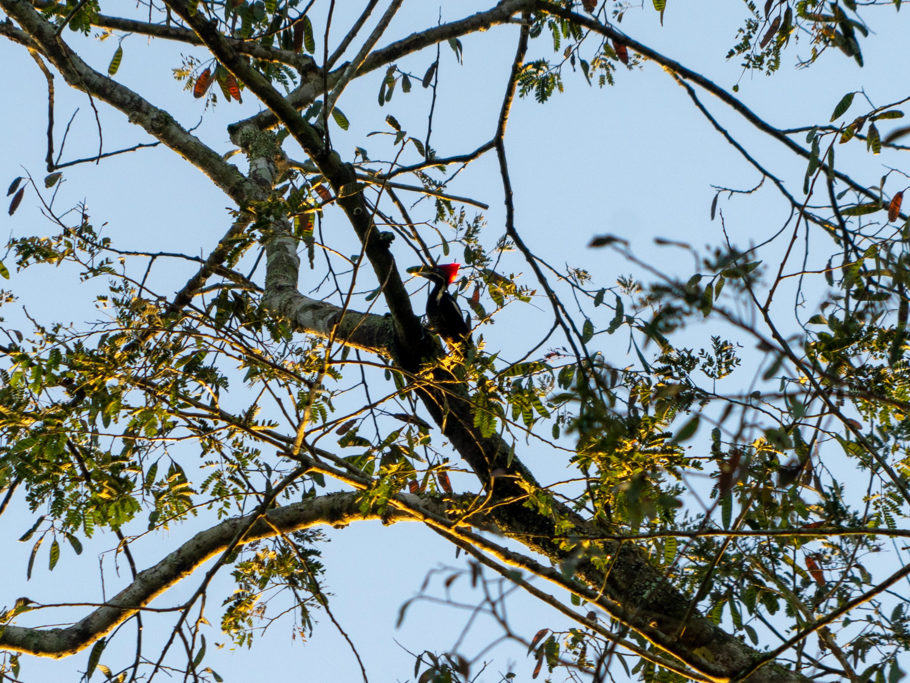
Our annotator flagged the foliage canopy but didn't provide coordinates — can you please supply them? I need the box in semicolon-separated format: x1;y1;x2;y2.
2;1;910;681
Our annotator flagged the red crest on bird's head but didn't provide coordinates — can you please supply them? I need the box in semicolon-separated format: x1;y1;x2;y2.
437;263;460;285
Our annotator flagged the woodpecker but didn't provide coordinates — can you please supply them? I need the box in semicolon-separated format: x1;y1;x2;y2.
413;263;472;346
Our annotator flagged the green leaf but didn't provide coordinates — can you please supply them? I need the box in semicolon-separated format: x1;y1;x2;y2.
422;61;438;88
193;635;207;668
18;516;45;542
302;16;315;53
830;91;855;121
0;260;8;279
44;172;62;188
762;354;784;381
673;415;699;443
721;493;732;529
48;539;60;570
631;335;651;371
7;176;22;196
663;536;677;565
66;533;83;555
86;638;106;679
729;595;743;628
722;261;761;279
607;295;624;333
108;45;123;76
867;122;881;154
331;107;349;130
872;109;904;120
708;599;725;625
448;37;463;64
841;202;881;216
652;0;667;10
699;283;714;316
581;318;594;343
145;461;158;489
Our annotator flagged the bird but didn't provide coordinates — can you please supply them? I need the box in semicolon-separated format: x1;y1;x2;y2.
412;263;472;347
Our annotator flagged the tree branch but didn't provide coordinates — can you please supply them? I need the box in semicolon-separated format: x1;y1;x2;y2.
166;0;427;353
0;492;437;658
0;0;254;207
229;0;527;134
263;227;395;355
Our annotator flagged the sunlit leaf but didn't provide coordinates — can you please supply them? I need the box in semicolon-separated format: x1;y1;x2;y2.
840;202;881;216
302;16;315;53
331;107;349;130
867;122;881;154
108;44;123;76
48;539;60;570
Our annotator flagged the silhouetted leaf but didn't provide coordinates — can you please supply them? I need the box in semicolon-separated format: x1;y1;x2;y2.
422;60;438;88
8;186;24;215
86;638;106;679
830;91;855;121
760;15;781;48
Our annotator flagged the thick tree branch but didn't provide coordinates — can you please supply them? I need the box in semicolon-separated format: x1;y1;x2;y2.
0;16;34;47
87;12;316;71
0;4;833;679
0;0;254;207
263;226;395;355
0;492;438;658
165;0;426;353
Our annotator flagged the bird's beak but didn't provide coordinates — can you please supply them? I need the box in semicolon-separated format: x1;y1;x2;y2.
408;266;436;280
